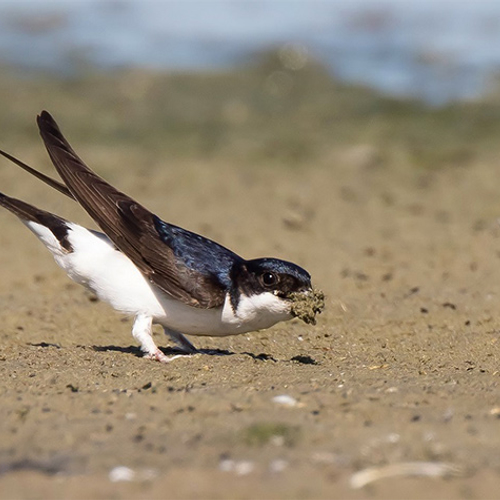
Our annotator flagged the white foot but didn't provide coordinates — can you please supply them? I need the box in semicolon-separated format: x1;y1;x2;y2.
144;349;184;363
133;316;199;362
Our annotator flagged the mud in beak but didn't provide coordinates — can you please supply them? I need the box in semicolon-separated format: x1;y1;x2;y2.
287;287;325;325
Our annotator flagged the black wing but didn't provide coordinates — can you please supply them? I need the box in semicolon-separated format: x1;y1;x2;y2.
37;110;234;309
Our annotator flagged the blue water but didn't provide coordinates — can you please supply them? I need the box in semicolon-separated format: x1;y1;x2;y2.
1;0;500;104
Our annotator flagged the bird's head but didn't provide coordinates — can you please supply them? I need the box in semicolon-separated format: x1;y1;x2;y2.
243;257;312;297
229;258;323;328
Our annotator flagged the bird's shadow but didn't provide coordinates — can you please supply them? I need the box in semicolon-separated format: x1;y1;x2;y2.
90;345;317;364
29;342;318;364
91;344;233;358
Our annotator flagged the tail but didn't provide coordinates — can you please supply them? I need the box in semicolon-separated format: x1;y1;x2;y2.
0;149;74;199
0;191;73;252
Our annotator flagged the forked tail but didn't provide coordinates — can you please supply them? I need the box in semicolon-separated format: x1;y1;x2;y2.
0;149;73;199
0;191;73;252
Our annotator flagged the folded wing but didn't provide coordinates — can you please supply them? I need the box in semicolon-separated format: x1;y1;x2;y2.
37;111;235;309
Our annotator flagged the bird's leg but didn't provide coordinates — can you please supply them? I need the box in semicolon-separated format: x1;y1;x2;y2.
132;314;182;363
162;327;198;354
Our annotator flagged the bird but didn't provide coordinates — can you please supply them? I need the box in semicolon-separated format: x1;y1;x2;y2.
0;111;319;362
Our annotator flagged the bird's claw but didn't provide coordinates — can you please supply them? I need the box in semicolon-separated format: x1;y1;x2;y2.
145;349;184;363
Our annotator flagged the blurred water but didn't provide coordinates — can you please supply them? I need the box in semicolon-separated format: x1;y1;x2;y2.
1;0;500;104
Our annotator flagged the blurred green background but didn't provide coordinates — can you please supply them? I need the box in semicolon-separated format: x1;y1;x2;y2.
2;1;500;173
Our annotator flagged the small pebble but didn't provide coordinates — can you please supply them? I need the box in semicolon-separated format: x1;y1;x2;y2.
272;394;298;407
235;461;255;476
269;459;288;473
108;466;157;482
489;407;500;416
219;459;255;475
219;459;235;472
109;466;135;482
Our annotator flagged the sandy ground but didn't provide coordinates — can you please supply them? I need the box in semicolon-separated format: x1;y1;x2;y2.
1;128;500;499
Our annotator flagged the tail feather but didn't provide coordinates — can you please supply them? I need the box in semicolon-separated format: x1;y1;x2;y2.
0;192;73;252
0;148;74;199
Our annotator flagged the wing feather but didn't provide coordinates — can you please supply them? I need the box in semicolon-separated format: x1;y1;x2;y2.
36;110;228;308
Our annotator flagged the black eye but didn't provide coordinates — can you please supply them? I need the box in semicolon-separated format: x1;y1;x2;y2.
262;272;278;287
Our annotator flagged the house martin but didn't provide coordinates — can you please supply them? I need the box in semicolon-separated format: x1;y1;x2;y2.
0;111;322;362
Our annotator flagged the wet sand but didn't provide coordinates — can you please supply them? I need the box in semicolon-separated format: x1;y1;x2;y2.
1;68;500;498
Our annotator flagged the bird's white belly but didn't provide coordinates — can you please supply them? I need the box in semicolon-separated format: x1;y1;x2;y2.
53;224;291;337
154;291;292;336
